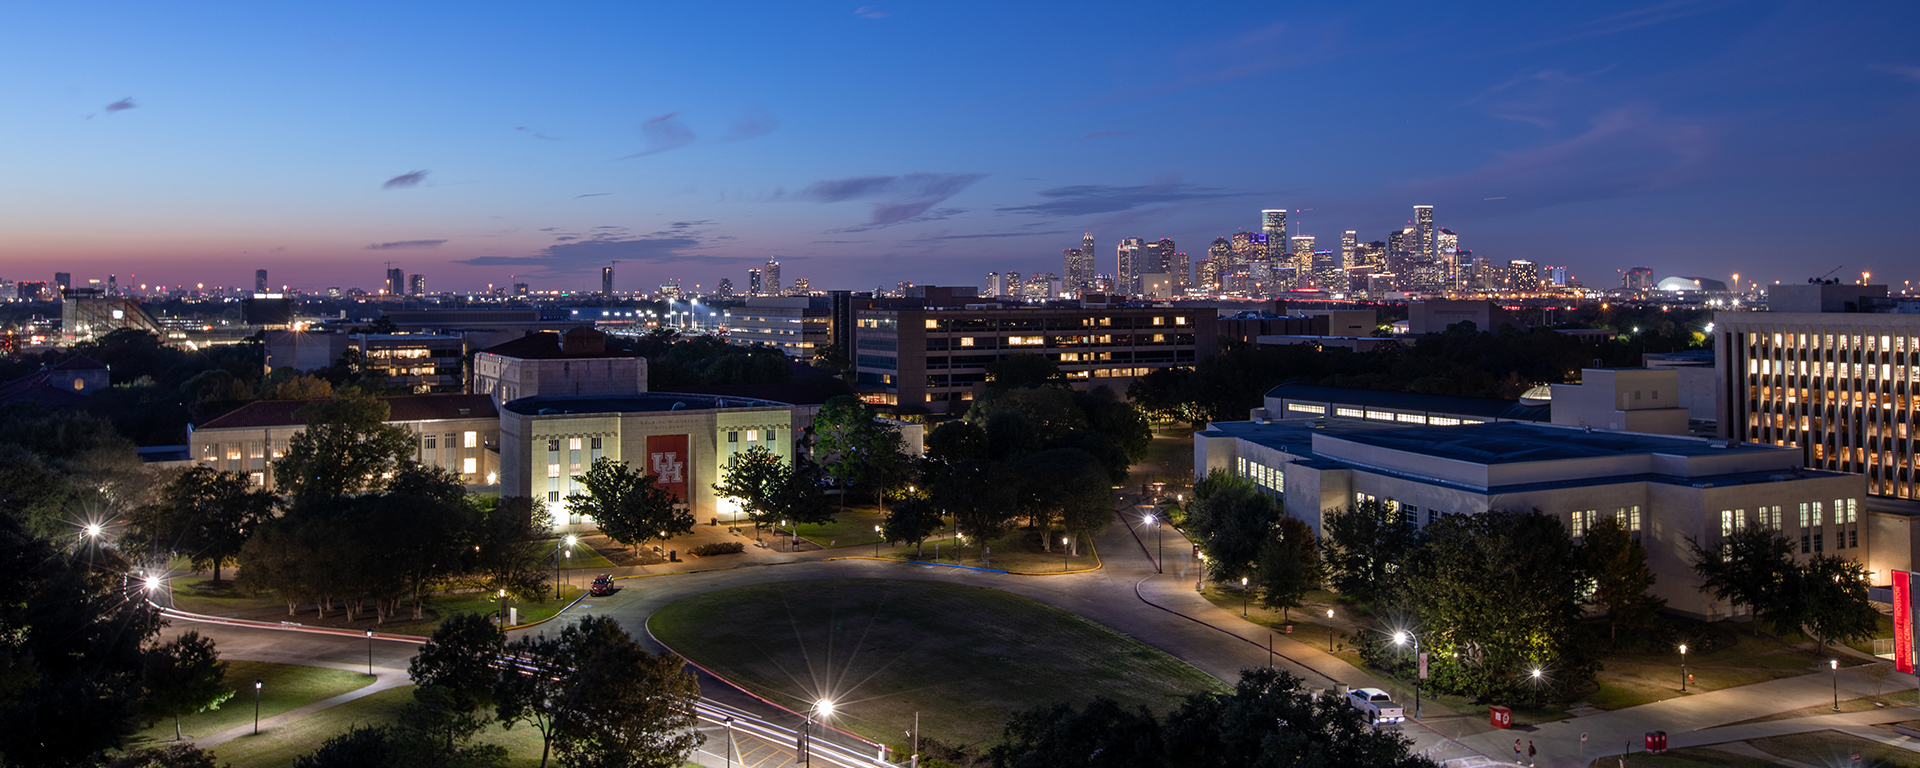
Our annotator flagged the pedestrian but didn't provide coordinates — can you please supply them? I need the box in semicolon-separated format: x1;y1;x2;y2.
1527;740;1536;766
1514;739;1523;764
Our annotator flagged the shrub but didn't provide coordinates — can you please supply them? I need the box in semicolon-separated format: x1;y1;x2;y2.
688;541;745;557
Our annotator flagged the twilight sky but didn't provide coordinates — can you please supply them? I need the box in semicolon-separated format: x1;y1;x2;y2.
3;1;1918;294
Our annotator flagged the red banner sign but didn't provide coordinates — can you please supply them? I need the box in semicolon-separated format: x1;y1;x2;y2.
1895;570;1913;674
646;434;689;503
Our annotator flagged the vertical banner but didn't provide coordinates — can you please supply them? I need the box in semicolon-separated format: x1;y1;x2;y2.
1895;570;1913;675
1418;652;1429;680
646;434;690;502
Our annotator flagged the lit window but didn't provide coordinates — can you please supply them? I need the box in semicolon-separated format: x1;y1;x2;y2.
465;432;478;448
746;429;759;442
960;337;974;347
463;458;478;474
569;437;582;451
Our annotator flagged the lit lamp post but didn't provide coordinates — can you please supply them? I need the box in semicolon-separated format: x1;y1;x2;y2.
365;630;375;676
1146;513;1162;574
875;525;883;557
723;716;735;768
253;679;263;735
1831;659;1840;711
497;589;507;626
1679;644;1688;692
1240;576;1249;617
1327;608;1336;652
802;698;834;767
1393;630;1423;720
1063;537;1070;571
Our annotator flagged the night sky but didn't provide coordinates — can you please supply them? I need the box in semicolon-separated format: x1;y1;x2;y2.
3;1;1917;293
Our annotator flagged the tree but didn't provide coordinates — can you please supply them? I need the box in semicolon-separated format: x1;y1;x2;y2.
883;496;944;557
467;497;553;603
1579;516;1663;642
132;466;275;584
295;725;396;768
96;744;224;768
989;668;1436;768
379;464;475;620
1688;527;1801;636
933;459;1017;564
1255;517;1322;621
272;388;416;502
140;631;233;742
1024;449;1112;556
409;612;506;713
1183;471;1283;581
1402;510;1587;704
497;615;703;768
985;352;1066;390
811;396;873;513
566;458;687;552
1322;498;1419;606
712;446;787;534
1797;555;1879;650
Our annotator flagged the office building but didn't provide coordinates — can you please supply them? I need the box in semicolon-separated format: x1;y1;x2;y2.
602;266;615;296
1623;267;1656;292
1437;229;1459;289
409;274;426;296
1413;205;1435;263
1196;416;1864;619
851;301;1217;415
54;272;71;292
1065;234;1096;294
1170;252;1191;293
386;267;405;296
1509;260;1541;292
255;270;268;293
1340;231;1358;270
748;268;762;297
1717;283;1920;501
790;278;810;296
1116;237;1144;296
1195;260;1220;292
716;278;734;299
471;327;647;405
1261;209;1287;257
729;296;833;358
764;259;782;297
986;272;1004;298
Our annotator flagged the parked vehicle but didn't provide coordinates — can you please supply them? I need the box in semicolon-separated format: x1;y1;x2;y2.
1345;687;1405;724
589;575;615;596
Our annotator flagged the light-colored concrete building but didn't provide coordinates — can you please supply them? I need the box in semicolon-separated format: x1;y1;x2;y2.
727;296;832;359
1262;383;1550;426
264;331;467;393
189;394;501;490
1550;368;1690;435
1196;418;1866;619
471;327;647;406
498;393;822;529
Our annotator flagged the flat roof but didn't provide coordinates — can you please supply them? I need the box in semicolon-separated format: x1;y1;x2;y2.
1324;421;1777;465
1267;383;1550;422
503;392;791;416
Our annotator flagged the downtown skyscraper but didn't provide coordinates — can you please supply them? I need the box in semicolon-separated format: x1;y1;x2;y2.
763;259;782;296
1115;237;1144;295
1261;209;1287;256
1063;232;1096;294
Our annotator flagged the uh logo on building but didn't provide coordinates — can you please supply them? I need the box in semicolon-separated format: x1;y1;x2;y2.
650;451;684;485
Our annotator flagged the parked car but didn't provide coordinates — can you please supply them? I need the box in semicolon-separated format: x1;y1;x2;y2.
1345;687;1405;725
589;575;615;596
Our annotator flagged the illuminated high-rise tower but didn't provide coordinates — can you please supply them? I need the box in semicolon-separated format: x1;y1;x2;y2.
1209;237;1233;270
1261;209;1287;255
748;268;762;296
764;259;781;296
385;267;405;296
1065;234;1096;293
1340;231;1358;270
255;269;268;293
601;265;615;296
1116;237;1144;295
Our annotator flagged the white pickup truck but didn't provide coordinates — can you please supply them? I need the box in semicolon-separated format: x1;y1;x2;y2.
1345;687;1406;725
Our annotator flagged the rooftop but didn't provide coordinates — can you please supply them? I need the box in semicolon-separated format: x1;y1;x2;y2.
198;394;498;430
1323;421;1776;465
1267;383;1550;422
475;327;631;360
504;391;791;416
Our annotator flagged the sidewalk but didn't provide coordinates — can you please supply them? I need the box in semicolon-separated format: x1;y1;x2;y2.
190;656;411;748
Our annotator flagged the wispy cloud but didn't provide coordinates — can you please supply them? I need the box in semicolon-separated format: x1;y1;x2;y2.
615;113;695;160
572;193;612;199
796;172;988;228
1496;0;1725;54
383;170;428;189
721;107;779;142
1413;105;1715;210
1090;21;1341;105
516;126;564;140
1074;130;1130;141
914;230;1068;240
854;5;887;18
364;239;447;250
998;178;1237;217
1870;63;1920;82
104;97;136;113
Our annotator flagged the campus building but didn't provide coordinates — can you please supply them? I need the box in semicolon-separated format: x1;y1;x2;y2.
1196;417;1867;619
189;394;501;490
471;327;647;405
851;303;1217;414
727;296;833;358
496;393;820;528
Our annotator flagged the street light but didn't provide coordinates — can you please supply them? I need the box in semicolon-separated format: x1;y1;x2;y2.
365;630;375;676
1831;659;1840;711
803;698;834;768
1393;630;1423;719
1679;644;1688;692
1240;576;1249;617
723;716;735;768
1063;537;1070;571
1327;608;1336;653
1146;513;1162;574
253;680;263;734
875;525;883;557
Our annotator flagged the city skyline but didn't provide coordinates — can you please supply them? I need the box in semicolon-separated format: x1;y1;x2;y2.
3;1;1917;293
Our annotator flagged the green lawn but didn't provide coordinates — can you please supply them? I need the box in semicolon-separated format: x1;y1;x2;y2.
649;579;1228;749
874;526;1097;574
204;685;575;768
1750;730;1920;767
170;577;286;615
1721;687;1917;726
1585;746;1781;768
127;661;373;747
796;508;890;549
1585;621;1842;711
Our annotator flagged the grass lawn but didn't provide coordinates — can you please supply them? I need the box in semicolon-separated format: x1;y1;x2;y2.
170;577;286;615
1749;730;1920;767
1584;745;1782;768
127;661;373;747
1585;621;1840;711
796;508;890;549
558;545;617;571
649;578;1228;749
875;526;1097;574
1721;687;1917;726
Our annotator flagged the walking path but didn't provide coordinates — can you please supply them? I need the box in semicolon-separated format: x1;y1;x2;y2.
189;656;411;748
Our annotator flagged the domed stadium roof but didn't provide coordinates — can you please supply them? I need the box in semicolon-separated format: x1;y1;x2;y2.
1656;276;1729;292
1518;384;1553;407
